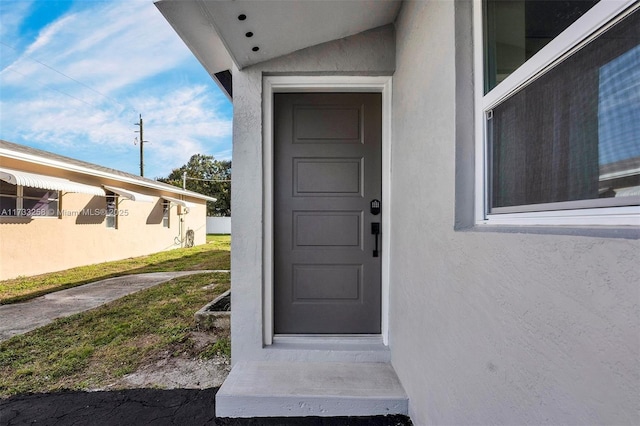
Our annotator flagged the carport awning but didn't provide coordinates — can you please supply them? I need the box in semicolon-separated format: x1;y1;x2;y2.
103;185;154;203
162;195;198;208
0;168;106;196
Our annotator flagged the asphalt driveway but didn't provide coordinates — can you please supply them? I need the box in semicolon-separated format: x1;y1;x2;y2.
1;388;412;425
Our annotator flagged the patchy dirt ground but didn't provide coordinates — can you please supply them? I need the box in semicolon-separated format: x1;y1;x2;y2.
112;356;230;390
99;331;231;391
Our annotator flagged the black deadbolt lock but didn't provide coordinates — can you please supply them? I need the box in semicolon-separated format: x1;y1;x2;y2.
370;199;381;215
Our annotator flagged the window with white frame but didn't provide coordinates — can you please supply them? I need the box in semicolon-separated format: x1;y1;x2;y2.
105;191;117;229
476;0;640;225
162;200;170;228
0;181;59;217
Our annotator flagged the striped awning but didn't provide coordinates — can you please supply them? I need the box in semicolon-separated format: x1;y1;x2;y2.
162;195;199;208
103;185;154;203
0;168;105;196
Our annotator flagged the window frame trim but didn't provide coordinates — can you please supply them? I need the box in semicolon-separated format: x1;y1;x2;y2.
473;0;640;226
162;200;170;228
1;183;60;218
105;191;118;229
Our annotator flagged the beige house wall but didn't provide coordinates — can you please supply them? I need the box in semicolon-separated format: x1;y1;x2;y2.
0;158;207;280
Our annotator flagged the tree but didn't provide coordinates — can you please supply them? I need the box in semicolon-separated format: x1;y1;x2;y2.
159;154;231;216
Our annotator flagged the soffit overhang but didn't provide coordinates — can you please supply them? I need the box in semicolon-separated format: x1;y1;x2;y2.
155;0;401;76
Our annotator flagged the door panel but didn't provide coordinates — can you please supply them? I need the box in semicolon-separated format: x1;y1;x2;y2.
293;264;362;301
293;211;362;248
294;158;363;195
294;106;362;142
274;93;382;334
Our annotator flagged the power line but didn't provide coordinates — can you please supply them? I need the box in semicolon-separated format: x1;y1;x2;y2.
185;177;231;182
4;67;103;110
0;41;138;114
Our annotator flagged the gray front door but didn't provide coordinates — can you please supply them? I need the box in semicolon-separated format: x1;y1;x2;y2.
274;93;382;334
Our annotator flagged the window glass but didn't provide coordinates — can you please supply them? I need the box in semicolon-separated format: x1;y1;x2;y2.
484;0;599;92
598;44;640;198
0;196;17;213
0;181;18;216
489;8;640;211
0;181;17;196
22;189;59;216
0;183;59;217
162;201;170;228
106;193;117;228
23;186;47;198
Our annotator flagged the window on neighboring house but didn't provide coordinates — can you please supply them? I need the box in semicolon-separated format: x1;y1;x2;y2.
162;200;170;228
476;0;640;225
106;191;117;229
0;181;59;217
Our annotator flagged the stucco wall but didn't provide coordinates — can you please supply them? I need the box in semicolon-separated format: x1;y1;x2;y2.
390;1;639;425
229;6;638;423
0;162;207;280
230;25;396;362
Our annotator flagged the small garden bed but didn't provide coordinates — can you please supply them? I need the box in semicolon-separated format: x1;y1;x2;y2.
195;290;230;331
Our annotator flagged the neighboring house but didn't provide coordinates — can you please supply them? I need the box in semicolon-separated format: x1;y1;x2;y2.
0;140;216;280
157;1;640;424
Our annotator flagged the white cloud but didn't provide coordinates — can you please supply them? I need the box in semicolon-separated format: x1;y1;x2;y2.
24;13;75;56
0;0;232;178
0;0;33;41
4;1;191;94
0;83;231;177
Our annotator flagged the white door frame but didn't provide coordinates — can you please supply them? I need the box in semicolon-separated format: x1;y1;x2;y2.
262;75;393;346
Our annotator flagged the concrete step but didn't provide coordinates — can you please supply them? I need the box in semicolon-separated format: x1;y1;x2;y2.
216;361;408;418
264;335;392;363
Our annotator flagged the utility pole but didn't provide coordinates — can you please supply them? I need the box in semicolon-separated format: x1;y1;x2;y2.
183;171;187;189
134;114;146;177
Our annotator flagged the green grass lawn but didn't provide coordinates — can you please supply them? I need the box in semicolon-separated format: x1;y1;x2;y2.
0;235;230;304
0;271;230;397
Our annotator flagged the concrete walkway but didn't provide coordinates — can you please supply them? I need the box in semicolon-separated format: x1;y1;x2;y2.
0;270;227;342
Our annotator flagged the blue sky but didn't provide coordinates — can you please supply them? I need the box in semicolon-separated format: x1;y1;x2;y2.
0;0;233;179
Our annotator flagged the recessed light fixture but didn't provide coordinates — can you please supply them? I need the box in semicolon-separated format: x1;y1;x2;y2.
252;46;260;52
238;14;247;20
245;32;254;38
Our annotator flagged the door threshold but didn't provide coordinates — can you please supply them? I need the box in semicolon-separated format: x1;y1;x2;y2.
264;335;390;363
273;334;384;345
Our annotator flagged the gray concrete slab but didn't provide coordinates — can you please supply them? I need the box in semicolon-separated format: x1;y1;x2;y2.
216;361;408;418
0;270;226;342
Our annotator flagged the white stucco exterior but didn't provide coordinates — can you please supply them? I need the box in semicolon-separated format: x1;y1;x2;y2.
158;1;640;424
229;11;640;422
390;2;638;424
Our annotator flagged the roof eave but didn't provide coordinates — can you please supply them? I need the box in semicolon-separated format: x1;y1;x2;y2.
155;0;234;99
155;0;402;100
0;147;217;203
